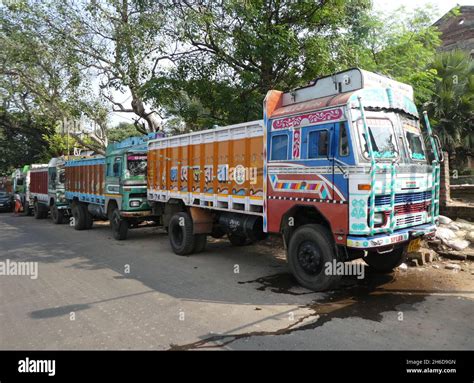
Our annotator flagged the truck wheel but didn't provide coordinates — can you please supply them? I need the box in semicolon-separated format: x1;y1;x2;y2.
22;201;31;216
84;207;93;230
287;224;341;291
364;247;405;273
34;201;44;219
169;212;195;255
41;205;49;219
72;203;86;230
50;205;64;224
111;209;128;240
228;233;252;246
194;234;207;253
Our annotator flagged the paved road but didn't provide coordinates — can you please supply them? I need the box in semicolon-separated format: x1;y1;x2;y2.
0;213;473;350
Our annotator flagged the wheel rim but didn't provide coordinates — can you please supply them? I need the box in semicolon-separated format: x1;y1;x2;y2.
172;223;183;246
297;240;323;275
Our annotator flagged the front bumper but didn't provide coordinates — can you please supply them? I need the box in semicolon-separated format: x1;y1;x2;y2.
120;210;153;218
347;223;436;249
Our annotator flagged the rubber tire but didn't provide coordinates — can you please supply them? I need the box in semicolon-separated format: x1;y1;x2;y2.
72;203;86;230
34;201;44;219
111;209;128;240
193;234;207;253
228;233;250;246
364;247;405;273
50;205;64;224
41;205;48;219
287;224;341;291
84;207;93;230
22;201;31;216
168;212;195;256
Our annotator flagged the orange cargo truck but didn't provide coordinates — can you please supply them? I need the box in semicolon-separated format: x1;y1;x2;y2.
147;68;440;291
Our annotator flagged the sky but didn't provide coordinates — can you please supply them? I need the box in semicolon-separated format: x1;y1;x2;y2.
373;0;472;19
110;0;474;127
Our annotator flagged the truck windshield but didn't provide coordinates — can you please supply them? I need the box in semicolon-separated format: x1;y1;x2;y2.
127;154;147;177
58;169;66;185
402;120;426;161
358;118;397;159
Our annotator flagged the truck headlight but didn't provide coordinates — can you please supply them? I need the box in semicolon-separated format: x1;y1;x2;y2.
374;213;385;226
129;200;140;207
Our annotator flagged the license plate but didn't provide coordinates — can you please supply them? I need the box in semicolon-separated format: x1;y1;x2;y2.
407;238;421;252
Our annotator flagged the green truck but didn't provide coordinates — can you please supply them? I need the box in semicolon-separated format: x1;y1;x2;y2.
65;134;161;239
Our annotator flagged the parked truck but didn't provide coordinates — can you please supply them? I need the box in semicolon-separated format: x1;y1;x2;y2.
29;165;49;219
12;164;48;216
25;156;89;224
65;134;161;239
146;68;441;291
48;157;69;224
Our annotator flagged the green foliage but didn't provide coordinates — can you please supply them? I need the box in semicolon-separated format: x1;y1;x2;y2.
0;0;469;167
425;50;474;155
108;122;141;142
144;0;372;131
350;6;441;107
41;132;79;158
0;108;52;175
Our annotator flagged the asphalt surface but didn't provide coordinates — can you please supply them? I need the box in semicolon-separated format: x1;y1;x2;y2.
0;212;473;350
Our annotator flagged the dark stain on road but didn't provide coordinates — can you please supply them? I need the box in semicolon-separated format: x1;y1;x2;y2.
169;272;435;350
237;273;313;296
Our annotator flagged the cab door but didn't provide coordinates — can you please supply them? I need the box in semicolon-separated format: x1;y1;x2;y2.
301;123;335;200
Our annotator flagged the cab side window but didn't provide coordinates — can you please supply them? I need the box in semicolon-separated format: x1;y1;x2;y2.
308;130;328;158
271;134;288;161
111;157;121;177
339;123;349;157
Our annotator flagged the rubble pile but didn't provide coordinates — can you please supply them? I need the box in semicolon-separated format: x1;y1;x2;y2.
431;216;474;261
404;216;474;272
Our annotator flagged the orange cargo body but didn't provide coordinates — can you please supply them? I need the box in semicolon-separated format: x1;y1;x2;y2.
29;166;49;207
148;121;264;214
29;168;48;195
65;157;105;206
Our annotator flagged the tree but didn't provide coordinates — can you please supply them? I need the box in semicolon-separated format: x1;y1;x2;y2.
144;0;371;130
30;0;168;132
425;50;474;157
0;2;109;153
108;122;141;142
0;108;52;174
348;6;441;107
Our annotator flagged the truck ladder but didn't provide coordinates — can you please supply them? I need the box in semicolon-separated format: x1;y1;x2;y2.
422;111;441;224
358;97;398;236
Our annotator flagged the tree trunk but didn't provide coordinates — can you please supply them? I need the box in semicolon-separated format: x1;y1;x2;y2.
131;97;161;132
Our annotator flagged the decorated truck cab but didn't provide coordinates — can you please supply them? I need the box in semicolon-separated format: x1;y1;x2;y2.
48;157;69;224
263;68;440;289
147;68;441;291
